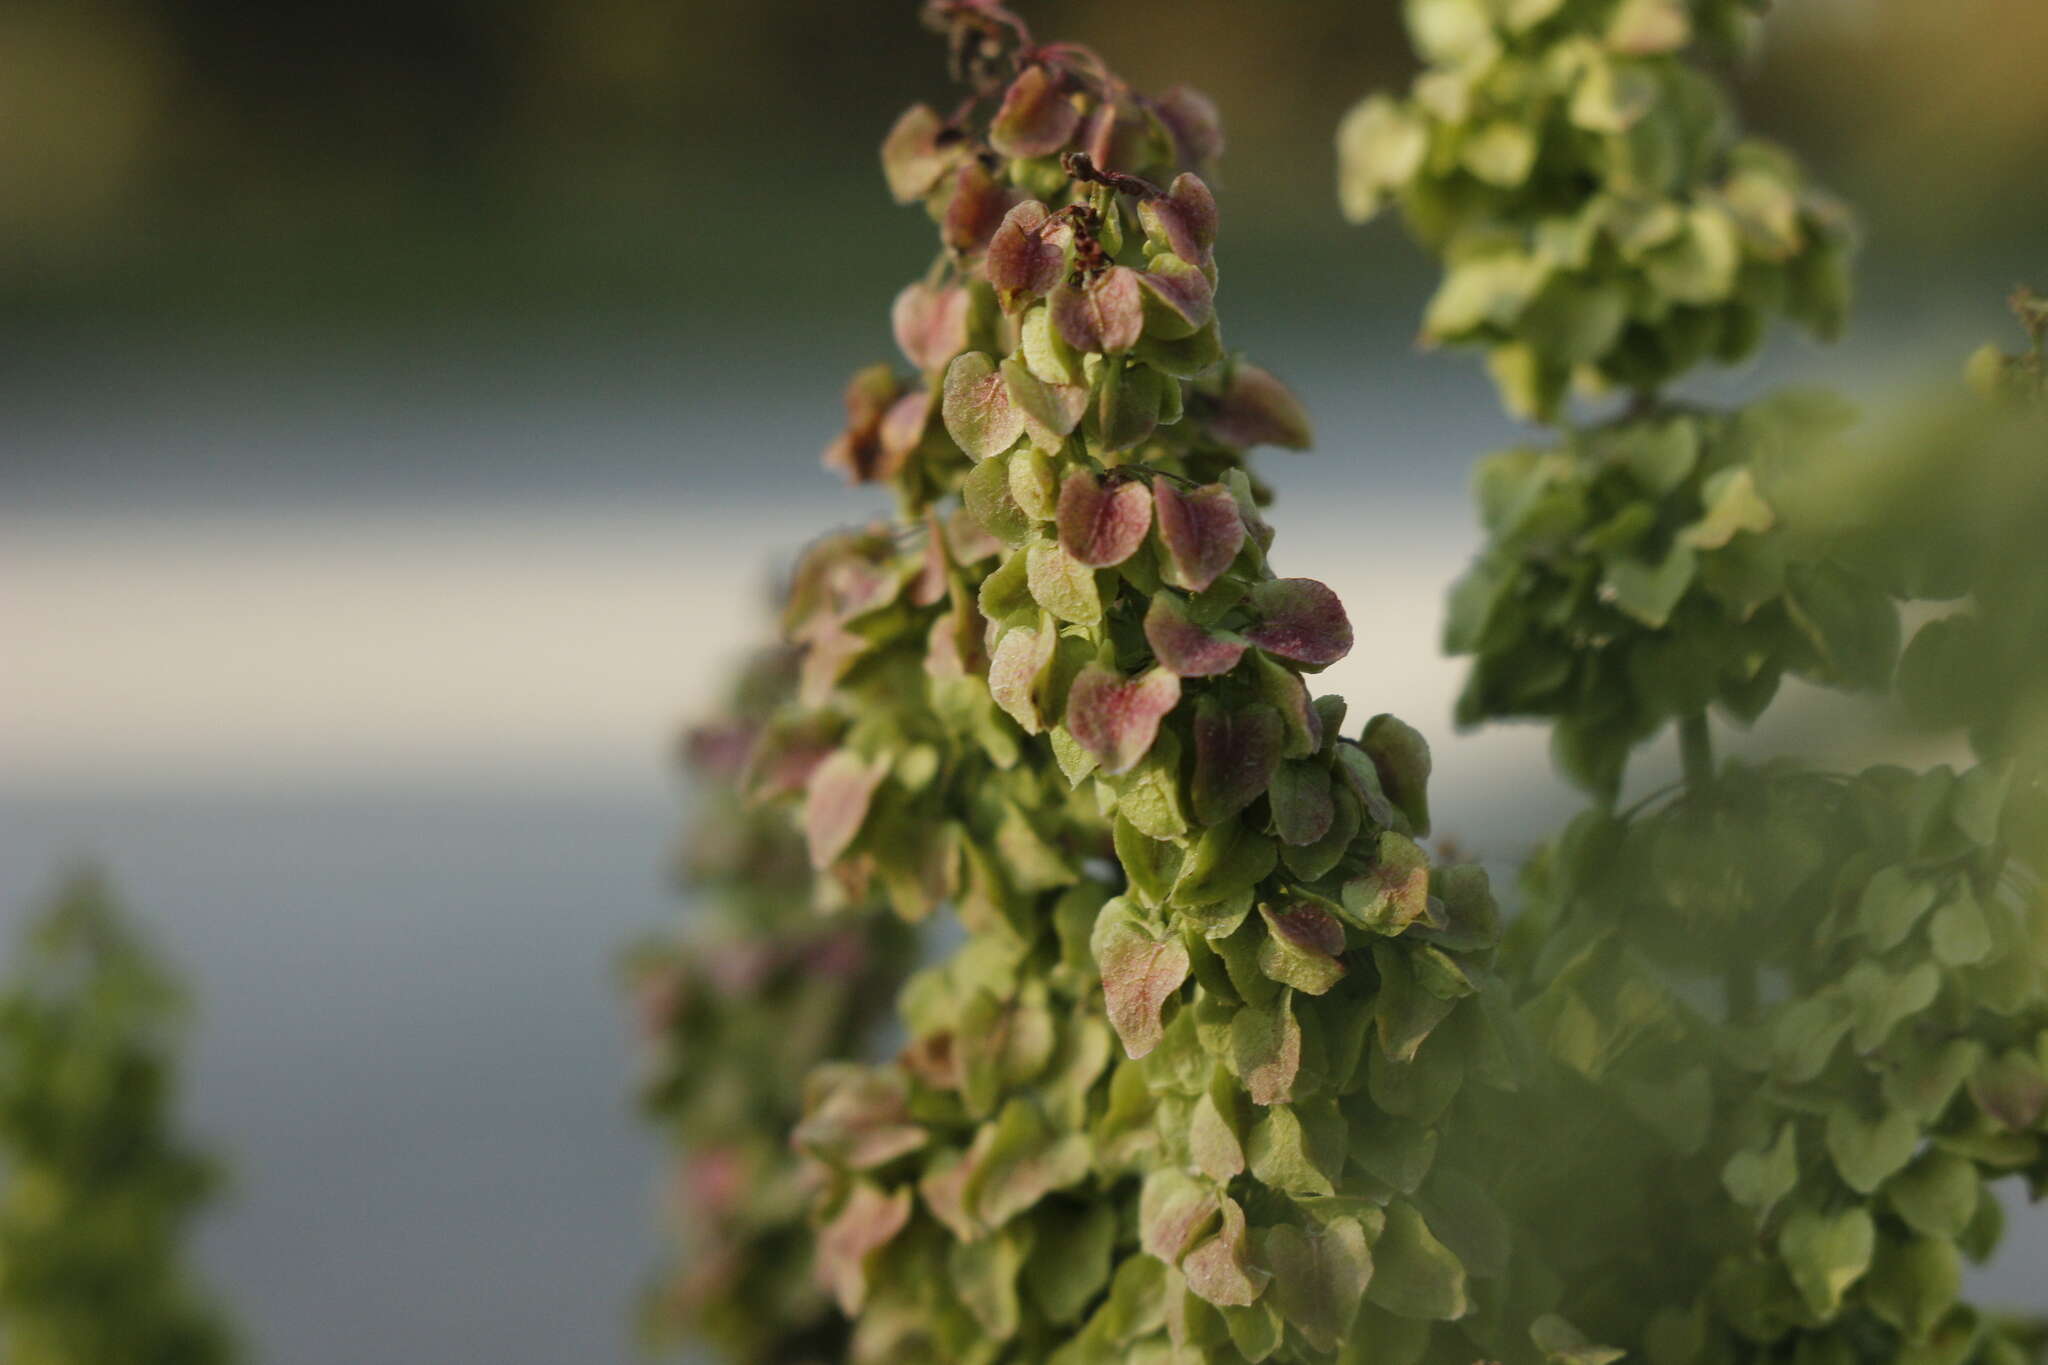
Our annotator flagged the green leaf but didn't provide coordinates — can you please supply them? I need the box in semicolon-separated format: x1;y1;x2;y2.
1092;898;1192;1060
959;986;1057;1114
1843;959;1941;1053
1256;901;1348;996
1155;482;1247;593
881;103;954;204
943;351;1027;459
1050;725;1100;787
1022;300;1084;384
1100;1253;1172;1346
1681;467;1774;550
1778;1204;1874;1318
1885;1151;1979;1240
988;622;1058;734
803;749;889;870
1422;251;1540;342
1057;470;1153;568
1349;1106;1439;1195
1864;1235;1961;1342
964;452;1037;548
893;280;971;372
1607;0;1690;53
1282;785;1361;882
1365;1201;1468;1321
1173;820;1279;910
1373;942;1458;1064
1140;1167;1221;1265
1090;361;1168;454
1825;1103;1920;1194
1115;730;1188;839
1190;1081;1247;1182
1269;760;1336;847
1857;866;1940;952
1052;266;1145;355
1025;1202;1118;1326
1721;1123;1798;1223
1192;698;1285;826
1260;1218;1372;1353
1182;1196;1269;1308
968;1098;1093;1230
1950;762;2009;846
989;64;1082;158
1530;1314;1627;1365
1208;362;1314;450
1250;651;1323;758
1770;993;1855;1082
1115;814;1184;910
948;1223;1032;1340
1137;254;1216;340
815;1181;914;1314
1569;54;1659;134
1882;1039;1984;1123
1461;120;1537;188
1066;664;1181;775
1336;95;1428;223
1221;1299;1285;1362
1135;318;1226;380
1417;862;1498;953
1144;592;1248;678
1246;1103;1340;1197
1343;832;1432;936
1603;542;1697;628
1231;990;1302;1106
1005;366;1084;460
1027;541;1103;626
1929;893;1992;967
1360;714;1432;838
1518;273;1628;365
1969;1049;2048;1131
794;1064;929;1170
1784;561;1900;692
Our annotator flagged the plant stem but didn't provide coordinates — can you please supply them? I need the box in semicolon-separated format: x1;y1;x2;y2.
1680;711;1714;798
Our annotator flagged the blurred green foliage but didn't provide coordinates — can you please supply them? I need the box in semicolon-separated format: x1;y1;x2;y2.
0;871;239;1365
623;645;919;1360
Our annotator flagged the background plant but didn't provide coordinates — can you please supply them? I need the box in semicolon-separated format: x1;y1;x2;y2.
0;871;239;1365
1342;3;2047;1363
625;643;920;1361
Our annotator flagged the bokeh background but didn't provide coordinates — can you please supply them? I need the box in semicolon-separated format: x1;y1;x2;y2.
3;1;2044;1359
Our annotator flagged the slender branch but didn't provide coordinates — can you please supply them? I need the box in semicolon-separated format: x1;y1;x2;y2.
1062;151;1164;201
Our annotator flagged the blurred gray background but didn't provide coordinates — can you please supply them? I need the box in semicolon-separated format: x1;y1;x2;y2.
3;1;2043;1358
